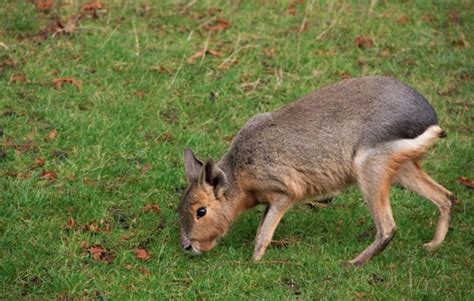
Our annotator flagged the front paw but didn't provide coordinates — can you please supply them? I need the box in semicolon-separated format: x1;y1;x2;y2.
252;246;266;262
423;241;441;252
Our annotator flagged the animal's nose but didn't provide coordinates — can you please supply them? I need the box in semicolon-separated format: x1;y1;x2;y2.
180;235;192;251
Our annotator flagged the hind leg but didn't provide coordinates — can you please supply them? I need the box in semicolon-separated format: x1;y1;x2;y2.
347;152;398;266
395;161;454;250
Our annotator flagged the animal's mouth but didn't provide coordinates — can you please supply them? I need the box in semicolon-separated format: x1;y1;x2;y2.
187;245;202;256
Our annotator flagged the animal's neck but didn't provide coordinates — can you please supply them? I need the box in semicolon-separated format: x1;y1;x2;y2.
218;155;253;224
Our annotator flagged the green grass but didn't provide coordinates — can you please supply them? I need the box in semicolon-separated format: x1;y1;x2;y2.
1;0;473;299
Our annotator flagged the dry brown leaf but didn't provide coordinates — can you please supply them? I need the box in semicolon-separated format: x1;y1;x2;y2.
35;158;46;167
9;74;28;84
207;49;223;57
187;49;223;64
89;246;115;263
143;204;160;214
83;0;104;11
46;128;58;141
35;0;54;11
187;50;205;64
287;0;304;16
52;77;81;90
135;248;150;261
38;14;81;40
40;171;57;182
67;217;76;228
355;36;374;49
203;18;230;31
396;16;410;25
85;222;100;233
459;176;474;189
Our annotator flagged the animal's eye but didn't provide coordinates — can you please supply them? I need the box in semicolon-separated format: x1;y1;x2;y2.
196;207;207;219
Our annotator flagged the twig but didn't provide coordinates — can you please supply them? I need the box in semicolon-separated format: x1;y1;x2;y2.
0;42;9;50
132;19;140;56
200;32;211;66
180;0;197;13
369;0;378;15
168;56;185;89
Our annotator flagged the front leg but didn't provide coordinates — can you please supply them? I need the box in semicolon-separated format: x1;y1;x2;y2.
253;197;292;261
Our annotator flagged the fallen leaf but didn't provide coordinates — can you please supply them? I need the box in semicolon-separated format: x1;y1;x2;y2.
207;49;223;57
67;217;76;228
287;0;304;16
203;18;230;31
40;171;57;182
187;49;222;64
46;128;58;141
35;158;46;167
9;74;28;84
84;222;100;233
83;0;104;11
52;77;81;90
396;15;410;25
89;245;115;263
187;50;205;64
355;36;374;49
135;248;150;261
35;0;54;11
143;204;160;214
459;176;474;189
38;15;82;40
149;65;173;73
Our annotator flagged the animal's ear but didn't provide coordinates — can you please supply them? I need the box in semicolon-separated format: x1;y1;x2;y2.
183;148;203;183
199;159;228;198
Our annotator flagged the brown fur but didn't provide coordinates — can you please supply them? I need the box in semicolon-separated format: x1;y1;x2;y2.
179;77;453;265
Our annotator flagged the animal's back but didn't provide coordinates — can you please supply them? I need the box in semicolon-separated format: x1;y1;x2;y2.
223;76;438;197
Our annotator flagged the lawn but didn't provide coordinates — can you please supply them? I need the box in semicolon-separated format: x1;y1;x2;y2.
0;0;473;299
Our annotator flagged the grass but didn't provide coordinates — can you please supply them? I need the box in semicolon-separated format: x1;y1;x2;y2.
0;0;473;299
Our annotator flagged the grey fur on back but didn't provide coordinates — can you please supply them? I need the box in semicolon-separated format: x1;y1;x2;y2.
219;76;438;195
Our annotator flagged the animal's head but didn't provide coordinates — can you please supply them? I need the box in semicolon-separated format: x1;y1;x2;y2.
178;148;230;255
